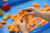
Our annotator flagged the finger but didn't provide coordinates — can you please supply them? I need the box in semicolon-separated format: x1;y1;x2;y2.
24;7;39;12
24;7;37;11
23;17;26;23
17;18;21;24
23;7;34;12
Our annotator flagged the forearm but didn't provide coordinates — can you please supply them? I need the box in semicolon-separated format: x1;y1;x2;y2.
34;10;50;21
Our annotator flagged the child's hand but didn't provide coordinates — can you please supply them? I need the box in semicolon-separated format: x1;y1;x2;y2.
25;7;50;22
24;7;35;15
17;17;28;33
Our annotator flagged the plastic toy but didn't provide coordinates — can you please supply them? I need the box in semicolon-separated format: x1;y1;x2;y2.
0;21;6;28
9;27;18;33
34;20;39;28
0;23;5;28
18;10;24;14
33;3;50;11
7;23;19;33
44;6;50;11
0;9;3;16
33;3;39;8
29;22;34;27
2;3;10;11
27;22;35;31
3;13;10;20
44;3;48;7
43;4;50;11
25;16;29;23
28;15;33;19
19;13;25;22
9;27;19;33
0;21;6;24
11;14;17;20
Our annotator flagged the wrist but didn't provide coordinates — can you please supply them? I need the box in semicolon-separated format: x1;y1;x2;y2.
21;30;29;33
20;28;28;33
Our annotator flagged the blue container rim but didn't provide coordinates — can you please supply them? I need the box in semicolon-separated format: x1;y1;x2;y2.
29;22;50;33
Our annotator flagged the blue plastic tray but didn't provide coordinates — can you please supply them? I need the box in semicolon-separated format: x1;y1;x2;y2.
29;22;50;33
0;0;50;33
